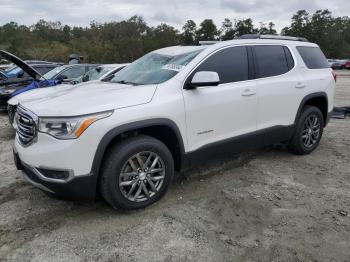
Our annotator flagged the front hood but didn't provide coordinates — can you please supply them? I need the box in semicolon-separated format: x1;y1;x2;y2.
20;81;157;117
0;50;42;80
7;84;74;106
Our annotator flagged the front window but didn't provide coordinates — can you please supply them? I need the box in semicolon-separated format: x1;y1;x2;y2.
42;66;66;80
111;49;203;85
82;66;114;82
62;66;86;79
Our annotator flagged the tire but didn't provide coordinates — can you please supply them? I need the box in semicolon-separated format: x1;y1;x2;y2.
289;106;324;155
99;135;174;210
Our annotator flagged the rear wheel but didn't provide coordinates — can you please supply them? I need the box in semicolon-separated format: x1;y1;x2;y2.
289;106;324;155
99;135;174;210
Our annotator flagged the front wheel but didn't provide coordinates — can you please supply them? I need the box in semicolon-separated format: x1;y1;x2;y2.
99;135;174;210
289;106;324;155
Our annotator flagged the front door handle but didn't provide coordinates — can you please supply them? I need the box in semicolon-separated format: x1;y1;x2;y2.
295;82;307;89
241;89;256;97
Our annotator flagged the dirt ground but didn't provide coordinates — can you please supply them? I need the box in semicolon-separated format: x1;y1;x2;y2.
0;72;349;262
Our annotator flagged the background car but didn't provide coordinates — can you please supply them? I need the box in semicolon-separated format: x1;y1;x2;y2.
9;64;101;100
72;64;129;84
346;60;350;70
0;50;64;110
7;63;129;124
327;59;347;69
42;64;99;83
3;63;62;79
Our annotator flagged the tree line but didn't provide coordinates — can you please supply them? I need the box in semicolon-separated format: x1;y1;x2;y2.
0;9;349;63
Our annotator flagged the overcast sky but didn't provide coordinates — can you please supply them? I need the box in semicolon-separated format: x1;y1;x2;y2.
1;0;350;31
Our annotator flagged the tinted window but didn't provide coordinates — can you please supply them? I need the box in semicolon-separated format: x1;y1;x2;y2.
42;66;66;80
194;46;249;84
296;46;329;69
60;66;86;79
87;65;98;71
253;45;290;78
35;66;56;75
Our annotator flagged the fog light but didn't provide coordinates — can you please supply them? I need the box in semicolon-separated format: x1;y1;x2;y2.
36;168;70;180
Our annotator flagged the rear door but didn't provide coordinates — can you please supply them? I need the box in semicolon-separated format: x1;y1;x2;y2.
252;45;304;131
296;46;334;113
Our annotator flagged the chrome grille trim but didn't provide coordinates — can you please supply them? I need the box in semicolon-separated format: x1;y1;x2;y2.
16;105;38;146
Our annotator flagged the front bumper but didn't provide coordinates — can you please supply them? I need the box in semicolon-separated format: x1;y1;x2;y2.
14;149;98;201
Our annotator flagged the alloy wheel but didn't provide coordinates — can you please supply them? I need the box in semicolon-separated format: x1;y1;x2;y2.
118;151;165;202
301;114;321;148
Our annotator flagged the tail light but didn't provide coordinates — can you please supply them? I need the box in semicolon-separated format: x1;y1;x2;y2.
332;71;337;82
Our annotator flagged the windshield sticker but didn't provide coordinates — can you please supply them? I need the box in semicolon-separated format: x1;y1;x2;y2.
162;64;185;72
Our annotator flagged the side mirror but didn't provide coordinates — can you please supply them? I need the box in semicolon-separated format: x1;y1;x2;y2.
186;71;220;89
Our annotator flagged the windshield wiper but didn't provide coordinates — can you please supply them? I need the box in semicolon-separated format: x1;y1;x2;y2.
114;80;139;86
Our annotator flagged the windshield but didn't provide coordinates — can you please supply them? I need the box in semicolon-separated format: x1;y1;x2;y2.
41;65;66;80
82;66;114;82
111;49;203;85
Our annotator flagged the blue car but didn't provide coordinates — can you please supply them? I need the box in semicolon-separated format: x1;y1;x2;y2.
0;50;97;110
0;51;63;110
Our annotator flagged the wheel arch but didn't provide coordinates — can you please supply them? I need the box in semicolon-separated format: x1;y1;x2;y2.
294;92;329;127
91;119;186;178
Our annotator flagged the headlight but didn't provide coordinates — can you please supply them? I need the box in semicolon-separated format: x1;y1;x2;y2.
38;110;113;139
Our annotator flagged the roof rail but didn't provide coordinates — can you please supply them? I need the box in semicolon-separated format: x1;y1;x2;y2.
198;41;220;46
238;34;309;42
180;40;220;46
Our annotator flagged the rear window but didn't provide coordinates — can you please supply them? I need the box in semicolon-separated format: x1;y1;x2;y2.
296;46;329;69
253;45;292;78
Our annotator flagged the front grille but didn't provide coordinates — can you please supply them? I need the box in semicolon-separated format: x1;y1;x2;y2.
16;106;37;146
8;104;16;124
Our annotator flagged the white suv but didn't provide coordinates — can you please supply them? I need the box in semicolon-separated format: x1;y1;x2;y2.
13;37;335;210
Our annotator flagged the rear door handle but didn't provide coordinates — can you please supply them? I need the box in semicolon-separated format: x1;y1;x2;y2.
295;82;307;89
241;89;256;97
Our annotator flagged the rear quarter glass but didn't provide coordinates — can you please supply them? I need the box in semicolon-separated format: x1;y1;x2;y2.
296;46;330;69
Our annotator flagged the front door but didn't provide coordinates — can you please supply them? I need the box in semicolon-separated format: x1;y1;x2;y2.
182;46;257;153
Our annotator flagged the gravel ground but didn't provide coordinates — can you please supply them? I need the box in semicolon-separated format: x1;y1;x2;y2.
0;72;350;262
